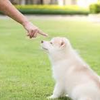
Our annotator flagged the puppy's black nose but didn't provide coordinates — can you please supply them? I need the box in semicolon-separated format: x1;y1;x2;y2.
41;41;44;43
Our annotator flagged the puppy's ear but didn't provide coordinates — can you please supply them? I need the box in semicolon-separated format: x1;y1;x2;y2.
60;40;66;48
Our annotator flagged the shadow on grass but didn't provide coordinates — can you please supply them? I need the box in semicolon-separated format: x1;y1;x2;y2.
58;97;71;100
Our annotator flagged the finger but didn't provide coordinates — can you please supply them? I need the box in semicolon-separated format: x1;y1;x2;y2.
26;30;31;37
31;30;38;38
28;30;34;38
27;34;32;38
38;30;48;37
27;33;31;39
27;32;33;38
33;33;37;38
26;30;29;36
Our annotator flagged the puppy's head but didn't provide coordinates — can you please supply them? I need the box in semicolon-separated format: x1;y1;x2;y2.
41;37;71;55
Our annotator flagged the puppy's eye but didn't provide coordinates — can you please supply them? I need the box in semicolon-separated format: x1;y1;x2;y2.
50;42;53;44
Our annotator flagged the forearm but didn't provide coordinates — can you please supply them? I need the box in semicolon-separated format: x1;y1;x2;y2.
0;0;47;38
0;0;29;25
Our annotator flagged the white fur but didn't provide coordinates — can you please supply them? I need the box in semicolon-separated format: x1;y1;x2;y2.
41;37;100;100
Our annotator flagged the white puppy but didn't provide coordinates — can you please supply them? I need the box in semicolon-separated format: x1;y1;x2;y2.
41;37;100;100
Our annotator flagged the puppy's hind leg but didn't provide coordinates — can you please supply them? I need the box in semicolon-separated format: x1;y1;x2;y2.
48;82;64;99
78;97;92;100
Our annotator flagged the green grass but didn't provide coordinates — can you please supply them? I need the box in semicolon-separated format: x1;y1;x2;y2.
0;17;100;100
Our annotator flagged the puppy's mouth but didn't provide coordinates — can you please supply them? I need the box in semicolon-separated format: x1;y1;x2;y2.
42;46;48;51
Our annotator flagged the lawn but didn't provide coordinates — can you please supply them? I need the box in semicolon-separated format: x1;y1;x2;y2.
0;17;100;100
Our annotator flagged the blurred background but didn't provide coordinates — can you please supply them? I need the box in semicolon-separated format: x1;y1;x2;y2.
0;0;98;16
9;0;99;7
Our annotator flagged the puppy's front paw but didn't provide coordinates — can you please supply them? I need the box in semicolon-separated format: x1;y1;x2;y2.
47;95;58;99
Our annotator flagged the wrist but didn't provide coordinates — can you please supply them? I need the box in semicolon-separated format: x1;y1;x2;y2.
22;19;30;27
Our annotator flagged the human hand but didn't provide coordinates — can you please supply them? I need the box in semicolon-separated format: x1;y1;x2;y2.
23;21;48;38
